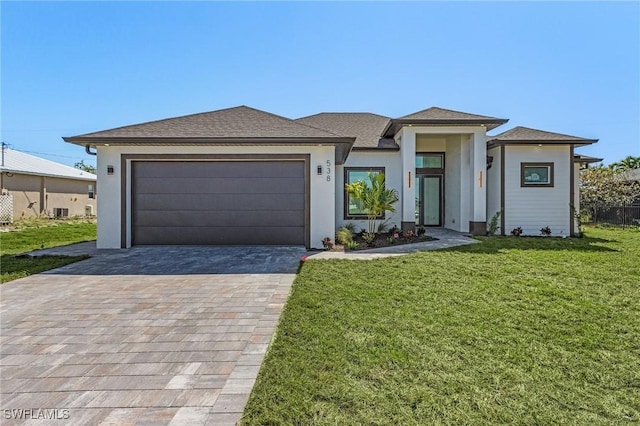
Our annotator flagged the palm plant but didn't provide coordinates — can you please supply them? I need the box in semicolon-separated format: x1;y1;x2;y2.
611;155;640;171
345;172;399;235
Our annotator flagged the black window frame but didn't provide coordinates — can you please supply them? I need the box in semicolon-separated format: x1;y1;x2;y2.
521;162;554;187
344;167;385;220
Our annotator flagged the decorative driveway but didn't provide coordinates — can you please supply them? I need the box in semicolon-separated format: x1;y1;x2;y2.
0;246;305;425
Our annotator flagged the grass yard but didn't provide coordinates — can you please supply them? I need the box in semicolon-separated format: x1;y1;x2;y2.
1;220;96;283
242;227;640;425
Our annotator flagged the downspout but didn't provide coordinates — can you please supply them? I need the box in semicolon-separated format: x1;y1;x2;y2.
85;145;97;155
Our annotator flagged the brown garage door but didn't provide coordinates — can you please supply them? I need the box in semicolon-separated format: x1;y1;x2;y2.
132;161;306;245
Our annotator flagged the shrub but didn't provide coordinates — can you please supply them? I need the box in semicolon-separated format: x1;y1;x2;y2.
540;226;552;236
322;237;334;250
511;227;523;236
362;232;376;246
345;240;359;250
487;211;501;236
335;227;354;245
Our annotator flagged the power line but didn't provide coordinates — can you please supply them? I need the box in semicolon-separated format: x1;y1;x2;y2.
10;147;96;163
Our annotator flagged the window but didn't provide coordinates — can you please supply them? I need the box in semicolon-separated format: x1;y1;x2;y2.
344;167;384;219
521;163;554;187
416;154;444;169
88;184;95;199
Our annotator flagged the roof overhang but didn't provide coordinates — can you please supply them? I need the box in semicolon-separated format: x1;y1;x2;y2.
382;118;509;137
573;154;603;165
63;136;356;165
0;168;96;181
486;138;599;150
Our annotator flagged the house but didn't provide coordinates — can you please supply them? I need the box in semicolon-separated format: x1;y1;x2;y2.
63;106;597;248
0;148;97;222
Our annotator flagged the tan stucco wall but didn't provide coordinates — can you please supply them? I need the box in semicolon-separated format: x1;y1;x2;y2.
1;173;96;219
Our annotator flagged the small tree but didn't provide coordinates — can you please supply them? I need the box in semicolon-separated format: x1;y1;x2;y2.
345;172;399;234
74;160;96;174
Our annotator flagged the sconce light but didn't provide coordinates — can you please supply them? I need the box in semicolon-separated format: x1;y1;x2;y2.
107;165;114;175
317;165;323;175
486;155;494;170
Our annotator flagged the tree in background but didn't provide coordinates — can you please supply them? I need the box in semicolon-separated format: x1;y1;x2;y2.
74;160;96;174
610;155;640;171
580;166;639;207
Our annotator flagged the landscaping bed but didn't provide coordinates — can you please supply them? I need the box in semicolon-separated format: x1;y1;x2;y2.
331;230;437;251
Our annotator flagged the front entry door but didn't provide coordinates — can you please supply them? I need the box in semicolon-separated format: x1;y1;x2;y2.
415;175;443;226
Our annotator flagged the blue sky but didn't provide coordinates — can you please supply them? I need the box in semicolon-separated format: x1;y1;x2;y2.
2;1;639;168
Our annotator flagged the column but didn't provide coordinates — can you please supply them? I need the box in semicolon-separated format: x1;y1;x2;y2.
400;127;416;233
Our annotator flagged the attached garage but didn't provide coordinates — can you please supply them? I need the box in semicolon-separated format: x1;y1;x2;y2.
131;160;308;246
63;106;354;249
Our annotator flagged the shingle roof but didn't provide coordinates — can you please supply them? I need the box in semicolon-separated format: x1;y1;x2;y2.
295;112;395;149
400;106;504;122
382;107;508;135
488;126;598;146
0;148;96;181
65;106;343;141
574;154;603;164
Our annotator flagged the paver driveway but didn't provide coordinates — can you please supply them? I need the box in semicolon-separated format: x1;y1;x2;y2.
0;246;305;425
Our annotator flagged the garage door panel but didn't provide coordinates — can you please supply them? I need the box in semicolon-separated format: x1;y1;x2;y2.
135;177;304;195
134;193;305;211
132;160;306;246
134;226;304;246
134;210;304;228
135;161;304;178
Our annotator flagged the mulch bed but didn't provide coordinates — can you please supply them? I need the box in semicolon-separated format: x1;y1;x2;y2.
329;231;437;252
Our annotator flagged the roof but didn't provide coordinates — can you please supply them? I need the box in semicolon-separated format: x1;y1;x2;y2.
574;154;603;164
64;106;356;165
488;126;598;147
0;148;96;181
382;107;508;136
295;112;397;149
65;106;344;141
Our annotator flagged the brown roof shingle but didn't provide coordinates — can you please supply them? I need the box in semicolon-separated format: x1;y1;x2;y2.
382;107;508;135
65;106;343;141
295;112;394;149
488;126;598;146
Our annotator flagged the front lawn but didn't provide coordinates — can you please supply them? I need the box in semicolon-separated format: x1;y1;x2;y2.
243;227;640;424
1;220;96;283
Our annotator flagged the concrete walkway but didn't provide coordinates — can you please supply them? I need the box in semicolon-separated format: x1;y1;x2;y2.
309;228;479;260
1;247;305;425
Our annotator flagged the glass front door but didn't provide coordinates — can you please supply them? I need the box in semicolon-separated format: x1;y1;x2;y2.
415;175;442;226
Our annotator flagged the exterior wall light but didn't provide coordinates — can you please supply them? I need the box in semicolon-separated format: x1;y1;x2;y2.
317;165;323;175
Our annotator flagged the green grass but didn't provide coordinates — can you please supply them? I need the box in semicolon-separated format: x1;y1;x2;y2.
1;221;96;283
242;227;640;425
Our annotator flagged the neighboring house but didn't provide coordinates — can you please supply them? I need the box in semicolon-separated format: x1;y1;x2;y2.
0;148;97;222
63;106;597;249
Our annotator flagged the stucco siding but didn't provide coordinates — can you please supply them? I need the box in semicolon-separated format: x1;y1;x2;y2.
44;176;96;217
444;137;462;231
96;145;335;249
1;173;95;219
504;145;571;236
336;151;402;232
486;146;502;228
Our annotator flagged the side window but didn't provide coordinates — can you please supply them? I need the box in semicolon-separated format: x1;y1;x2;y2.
88;184;95;199
521;163;554;187
344;167;384;219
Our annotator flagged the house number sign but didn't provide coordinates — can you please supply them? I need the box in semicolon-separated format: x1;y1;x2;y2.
326;160;332;182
